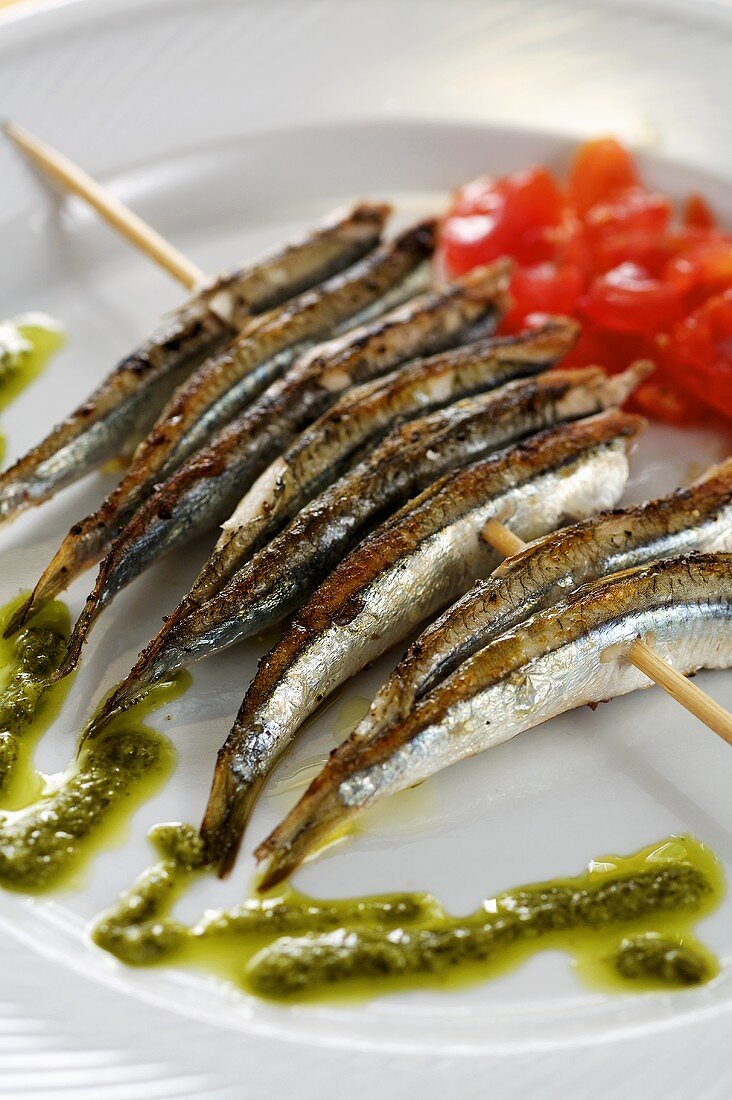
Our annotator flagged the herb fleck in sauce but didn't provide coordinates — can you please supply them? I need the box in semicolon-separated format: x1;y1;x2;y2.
91;833;722;1002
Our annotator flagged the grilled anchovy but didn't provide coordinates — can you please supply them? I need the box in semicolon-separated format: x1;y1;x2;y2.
58;257;513;680
356;456;732;739
192;318;578;607
10;216;427;636
89;363;645;729
257;552;731;888
0;202;388;526
201;409;643;874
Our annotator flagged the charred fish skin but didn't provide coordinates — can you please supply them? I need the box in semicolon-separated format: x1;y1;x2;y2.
0;201;389;526
363;455;732;733
58;252;514;681
197;317;578;606
12;218;431;634
201;409;643;874
258;552;732;888
197;201;393;322
93;363;645;728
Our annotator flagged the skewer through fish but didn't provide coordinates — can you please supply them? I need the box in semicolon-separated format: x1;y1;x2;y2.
257;552;732;888
201;408;643;874
53;258;513;676
357;455;732;739
9;218;433;636
0;202;388;527
89;360;645;728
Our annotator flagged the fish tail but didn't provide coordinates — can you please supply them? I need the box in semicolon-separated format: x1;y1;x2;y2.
4;549;78;636
254;770;353;891
601;358;655;404
83;619;186;738
3;591;36;637
52;597;102;684
200;755;266;878
4;516;109;637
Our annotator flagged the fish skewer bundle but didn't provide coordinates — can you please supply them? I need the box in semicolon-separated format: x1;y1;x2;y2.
11;217;437;635
0;202;389;528
200;409;642;873
51;257;514;675
257;551;732;888
89;359;644;728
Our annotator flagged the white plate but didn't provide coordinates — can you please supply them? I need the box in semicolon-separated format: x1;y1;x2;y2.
1;1;731;1097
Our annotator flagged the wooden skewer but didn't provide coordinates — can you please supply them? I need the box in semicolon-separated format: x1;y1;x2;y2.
482;517;732;746
3;120;206;292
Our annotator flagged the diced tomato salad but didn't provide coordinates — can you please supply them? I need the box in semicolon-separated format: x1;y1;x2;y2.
437;137;732;425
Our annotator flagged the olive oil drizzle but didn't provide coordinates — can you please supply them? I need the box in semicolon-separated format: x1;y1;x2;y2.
92;832;723;1002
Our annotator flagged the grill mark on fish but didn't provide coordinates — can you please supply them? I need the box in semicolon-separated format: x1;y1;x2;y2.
89;361;645;727
358;455;732;738
0;202;388;528
10;216;429;635
257;552;731;888
200;409;643;874
57;255;513;680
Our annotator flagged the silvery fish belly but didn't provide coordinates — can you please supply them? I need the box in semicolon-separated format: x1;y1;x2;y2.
0;201;389;526
361;455;732;737
257;552;732;889
201;408;642;875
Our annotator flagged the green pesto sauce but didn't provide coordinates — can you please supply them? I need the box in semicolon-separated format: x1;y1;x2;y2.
0;592;74;808
0;317;66;463
0;597;190;892
91;833;723;1003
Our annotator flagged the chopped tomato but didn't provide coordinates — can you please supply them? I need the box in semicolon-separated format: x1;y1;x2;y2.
584;187;671;243
683;193;716;230
663;290;732;419
580;262;684;336
552;208;594;272
438;167;562;274
439;136;732;424
630;377;704;426
567;138;638;215
501;262;585;333
561;321;655;374
664;239;732;305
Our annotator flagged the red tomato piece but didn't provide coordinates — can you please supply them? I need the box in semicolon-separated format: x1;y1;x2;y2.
561;320;656;374
552;208;595;273
439;166;563;275
630;377;704;426
500;262;584;333
584;187;671;241
580;262;684;336
664;239;732;305
664;290;732;420
567;138;638;215
591;228;672;278
683;193;716;230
